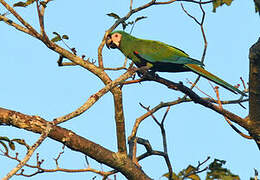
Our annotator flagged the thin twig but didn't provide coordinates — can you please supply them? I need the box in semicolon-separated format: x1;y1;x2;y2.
53;66;143;124
137;105;173;180
35;0;45;36
214;87;252;139
181;0;207;100
130;0;133;10
182;156;210;179
0;0;41;39
3;145;114;178
0;15;36;37
2;123;52;180
98;0;198;68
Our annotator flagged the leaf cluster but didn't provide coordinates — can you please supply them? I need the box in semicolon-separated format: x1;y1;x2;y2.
212;0;233;12
0;136;29;154
51;32;69;42
13;0;51;8
163;159;241;180
107;12;147;30
206;159;240;180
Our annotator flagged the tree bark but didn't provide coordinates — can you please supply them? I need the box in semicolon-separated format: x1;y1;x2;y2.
0;107;151;180
249;37;260;149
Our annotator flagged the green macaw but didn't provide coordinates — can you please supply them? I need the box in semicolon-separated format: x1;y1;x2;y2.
106;30;247;96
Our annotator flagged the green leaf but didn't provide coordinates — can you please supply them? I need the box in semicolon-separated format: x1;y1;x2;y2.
26;0;36;6
8;141;15;150
13;2;27;7
135;16;147;23
13;0;35;7
185;165;201;180
62;35;69;40
0;141;9;154
51;32;62;42
188;174;201;180
0;136;11;141
12;139;30;150
106;12;120;19
0;136;13;153
206;159;240;180
162;172;181;180
212;0;234;12
40;0;53;8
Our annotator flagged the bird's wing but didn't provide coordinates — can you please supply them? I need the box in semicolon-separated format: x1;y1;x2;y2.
185;64;247;96
133;51;204;66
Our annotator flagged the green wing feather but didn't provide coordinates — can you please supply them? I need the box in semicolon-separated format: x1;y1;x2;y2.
185;64;247;96
116;31;246;96
134;51;204;66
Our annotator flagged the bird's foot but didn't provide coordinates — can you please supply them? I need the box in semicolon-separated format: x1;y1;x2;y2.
136;66;157;79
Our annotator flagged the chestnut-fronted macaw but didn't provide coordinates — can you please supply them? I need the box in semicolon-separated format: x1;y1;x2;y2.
106;30;246;96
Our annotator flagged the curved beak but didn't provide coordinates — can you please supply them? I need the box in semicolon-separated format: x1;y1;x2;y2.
106;34;112;49
105;34;118;49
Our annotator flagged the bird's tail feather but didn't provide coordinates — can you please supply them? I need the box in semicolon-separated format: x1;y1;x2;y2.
185;64;247;96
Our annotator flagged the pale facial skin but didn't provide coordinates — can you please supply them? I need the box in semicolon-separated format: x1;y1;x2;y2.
106;32;122;49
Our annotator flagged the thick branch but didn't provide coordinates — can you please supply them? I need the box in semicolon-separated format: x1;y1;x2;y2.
0;107;151;180
138;74;252;131
112;90;127;154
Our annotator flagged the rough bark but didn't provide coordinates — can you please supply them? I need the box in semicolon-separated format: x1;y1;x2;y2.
0;107;151;180
249;37;260;149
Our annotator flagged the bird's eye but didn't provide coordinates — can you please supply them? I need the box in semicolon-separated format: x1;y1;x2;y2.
115;34;118;38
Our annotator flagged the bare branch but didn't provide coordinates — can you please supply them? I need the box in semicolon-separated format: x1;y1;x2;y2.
0;0;41;39
35;0;45;36
104;57;128;71
182;156;210;179
131;73;251;131
0;107;151;179
214;87;253;139
53;67;139;124
137;105;173;180
2;123;52;180
0;15;36;37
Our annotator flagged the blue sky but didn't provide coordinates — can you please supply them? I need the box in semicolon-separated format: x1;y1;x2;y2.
0;0;259;179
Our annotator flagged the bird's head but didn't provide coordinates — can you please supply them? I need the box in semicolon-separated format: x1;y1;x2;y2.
105;31;123;49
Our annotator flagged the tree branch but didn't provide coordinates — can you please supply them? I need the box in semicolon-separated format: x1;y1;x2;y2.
0;15;36;37
53;67;138;124
2;123;51;180
0;0;41;39
0;107;151;180
131;73;252;132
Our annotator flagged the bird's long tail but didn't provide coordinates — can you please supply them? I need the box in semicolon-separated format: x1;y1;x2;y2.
185;64;247;96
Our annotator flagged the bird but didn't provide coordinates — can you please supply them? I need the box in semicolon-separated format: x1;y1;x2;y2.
106;30;247;96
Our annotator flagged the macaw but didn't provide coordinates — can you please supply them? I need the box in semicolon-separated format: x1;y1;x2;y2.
106;30;246;96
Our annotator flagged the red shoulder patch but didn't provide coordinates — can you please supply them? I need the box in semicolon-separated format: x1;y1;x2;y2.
134;51;139;54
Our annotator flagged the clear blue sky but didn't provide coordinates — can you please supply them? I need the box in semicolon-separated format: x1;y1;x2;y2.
0;0;259;179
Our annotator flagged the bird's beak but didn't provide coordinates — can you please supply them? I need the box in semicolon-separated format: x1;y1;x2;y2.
105;34;117;49
106;34;112;49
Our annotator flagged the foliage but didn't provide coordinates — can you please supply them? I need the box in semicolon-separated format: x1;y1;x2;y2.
163;159;241;180
206;159;240;180
51;32;69;42
0;136;29;154
107;12;147;30
212;0;234;12
163;165;201;180
13;0;35;7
